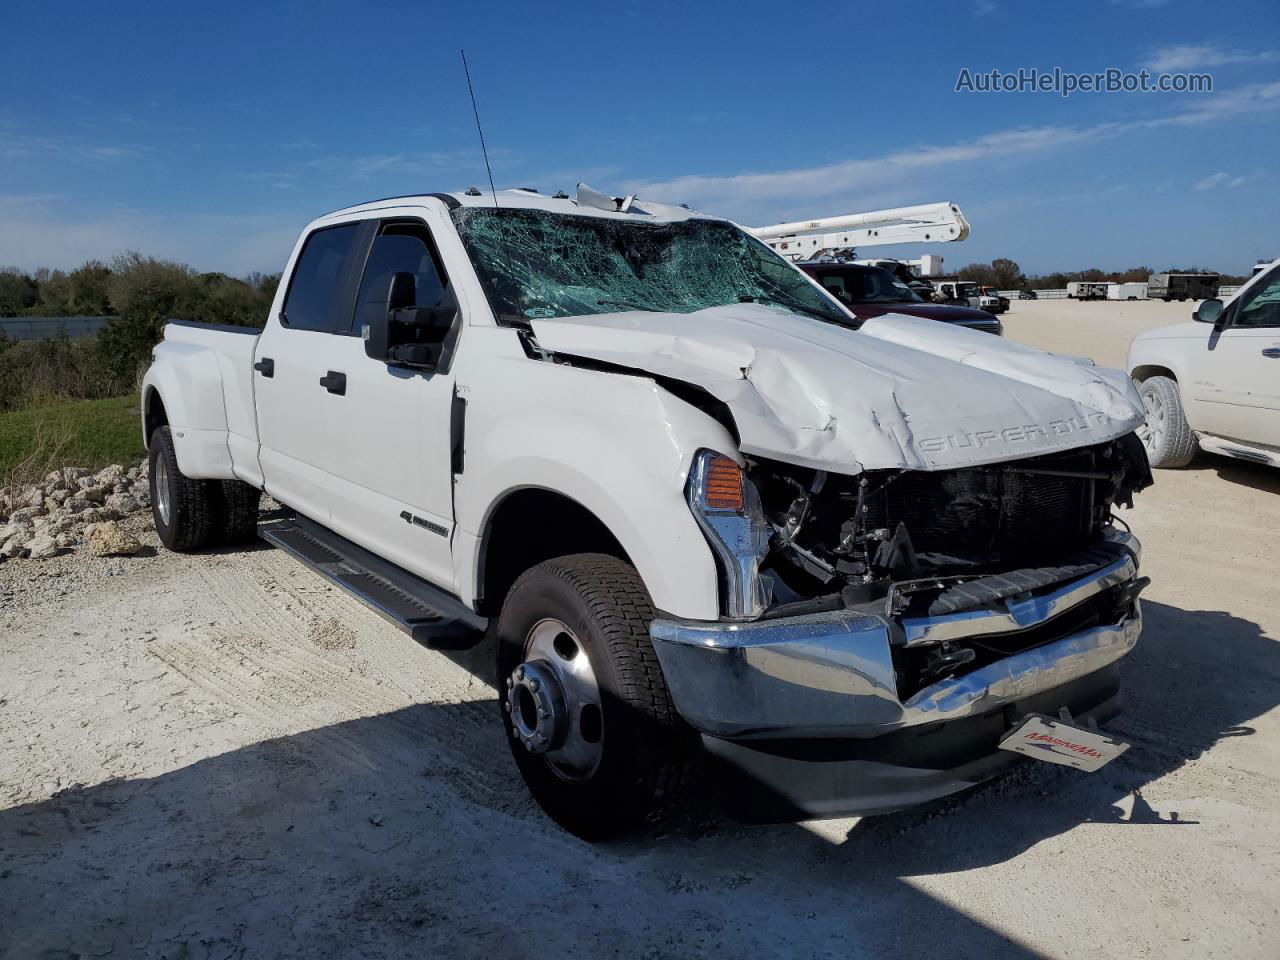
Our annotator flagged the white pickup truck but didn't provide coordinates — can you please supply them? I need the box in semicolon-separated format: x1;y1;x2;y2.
1129;258;1280;469
142;185;1152;837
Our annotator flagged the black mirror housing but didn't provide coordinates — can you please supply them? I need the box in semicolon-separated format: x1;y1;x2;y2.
364;302;459;370
1193;297;1224;326
363;270;461;369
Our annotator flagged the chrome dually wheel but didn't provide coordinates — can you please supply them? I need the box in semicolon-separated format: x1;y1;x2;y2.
495;553;694;840
505;618;604;780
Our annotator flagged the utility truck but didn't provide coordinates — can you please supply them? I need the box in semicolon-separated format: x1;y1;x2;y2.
142;184;1152;838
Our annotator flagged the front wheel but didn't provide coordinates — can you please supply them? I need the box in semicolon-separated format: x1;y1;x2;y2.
495;554;694;839
1136;376;1199;468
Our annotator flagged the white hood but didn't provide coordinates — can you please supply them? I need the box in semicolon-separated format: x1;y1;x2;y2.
531;304;1145;473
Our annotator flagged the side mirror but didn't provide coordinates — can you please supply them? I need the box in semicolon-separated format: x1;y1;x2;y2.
362;272;459;370
362;271;414;362
1193;298;1224;327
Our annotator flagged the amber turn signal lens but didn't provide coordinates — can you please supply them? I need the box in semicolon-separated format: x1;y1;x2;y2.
703;455;745;511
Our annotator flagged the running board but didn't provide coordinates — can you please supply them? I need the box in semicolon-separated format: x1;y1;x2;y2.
259;516;486;650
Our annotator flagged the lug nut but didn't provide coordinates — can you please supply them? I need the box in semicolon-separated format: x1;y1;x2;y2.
528;678;540;692
537;708;548;719
516;665;526;680
503;700;511;713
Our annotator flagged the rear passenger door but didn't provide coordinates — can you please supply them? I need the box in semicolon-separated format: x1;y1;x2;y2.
254;221;372;526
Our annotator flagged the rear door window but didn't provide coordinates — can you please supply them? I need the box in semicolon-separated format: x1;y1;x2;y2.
282;223;364;332
351;221;449;334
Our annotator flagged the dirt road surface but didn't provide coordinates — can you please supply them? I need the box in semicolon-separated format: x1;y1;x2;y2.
2;299;1277;959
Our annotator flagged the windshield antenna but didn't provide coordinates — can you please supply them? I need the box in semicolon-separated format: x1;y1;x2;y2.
461;49;499;209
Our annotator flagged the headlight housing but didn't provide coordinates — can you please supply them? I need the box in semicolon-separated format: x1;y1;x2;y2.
687;449;771;620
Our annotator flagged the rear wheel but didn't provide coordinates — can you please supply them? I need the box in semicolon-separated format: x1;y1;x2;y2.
149;426;217;551
495;553;693;839
215;479;261;544
1136;375;1198;468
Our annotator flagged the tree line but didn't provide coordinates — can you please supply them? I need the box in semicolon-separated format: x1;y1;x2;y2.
954;258;1251;290
0;255;279;411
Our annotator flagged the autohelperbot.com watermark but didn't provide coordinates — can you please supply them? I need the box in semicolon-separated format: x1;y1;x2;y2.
955;67;1212;98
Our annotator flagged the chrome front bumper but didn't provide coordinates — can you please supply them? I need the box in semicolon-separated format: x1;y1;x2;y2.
649;532;1142;740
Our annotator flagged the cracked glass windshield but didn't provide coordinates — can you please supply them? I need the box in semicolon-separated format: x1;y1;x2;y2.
451;207;850;325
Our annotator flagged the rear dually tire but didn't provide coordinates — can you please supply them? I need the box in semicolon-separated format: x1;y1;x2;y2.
149;426;217;551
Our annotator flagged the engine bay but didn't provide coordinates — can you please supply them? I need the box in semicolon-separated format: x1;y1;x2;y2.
747;433;1152;693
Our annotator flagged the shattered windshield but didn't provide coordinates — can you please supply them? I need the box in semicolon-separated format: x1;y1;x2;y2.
450;207;851;326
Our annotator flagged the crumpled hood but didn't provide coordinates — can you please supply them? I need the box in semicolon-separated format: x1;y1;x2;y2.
530;303;1145;473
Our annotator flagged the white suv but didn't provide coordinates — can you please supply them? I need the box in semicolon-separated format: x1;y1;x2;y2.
1128;259;1280;468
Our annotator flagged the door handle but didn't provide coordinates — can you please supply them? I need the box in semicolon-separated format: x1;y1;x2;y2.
1262;347;1280;358
254;357;274;377
319;371;347;395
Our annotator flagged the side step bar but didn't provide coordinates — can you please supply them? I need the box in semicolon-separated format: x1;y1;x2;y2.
259;516;487;650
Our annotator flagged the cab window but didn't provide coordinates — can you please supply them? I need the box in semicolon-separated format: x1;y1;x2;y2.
281;223;363;332
352;221;449;334
1235;267;1280;328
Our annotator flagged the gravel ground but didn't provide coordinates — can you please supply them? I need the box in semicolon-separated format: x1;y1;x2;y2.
1;299;1277;959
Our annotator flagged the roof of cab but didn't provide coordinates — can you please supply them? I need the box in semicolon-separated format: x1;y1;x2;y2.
318;186;717;224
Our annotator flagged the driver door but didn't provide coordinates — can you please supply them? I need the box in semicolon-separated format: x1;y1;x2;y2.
1190;268;1280;448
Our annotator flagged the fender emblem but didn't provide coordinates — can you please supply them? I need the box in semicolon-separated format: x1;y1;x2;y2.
399;511;448;537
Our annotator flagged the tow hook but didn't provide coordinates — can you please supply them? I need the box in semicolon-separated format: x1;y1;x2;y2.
505;660;568;754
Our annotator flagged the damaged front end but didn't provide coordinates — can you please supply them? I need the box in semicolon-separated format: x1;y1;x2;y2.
650;435;1152;819
746;431;1152;696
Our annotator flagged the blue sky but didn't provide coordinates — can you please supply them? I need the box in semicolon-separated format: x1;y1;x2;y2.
2;0;1278;277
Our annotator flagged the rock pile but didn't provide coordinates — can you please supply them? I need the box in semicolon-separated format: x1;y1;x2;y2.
0;463;151;561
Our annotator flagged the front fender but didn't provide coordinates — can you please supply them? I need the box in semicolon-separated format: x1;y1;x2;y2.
453;352;738;621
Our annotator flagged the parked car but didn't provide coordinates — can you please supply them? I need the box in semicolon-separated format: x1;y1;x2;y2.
801;262;1002;334
929;278;982;307
981;286;1010;314
1129;259;1280;468
1019;289;1038;300
142;186;1151;837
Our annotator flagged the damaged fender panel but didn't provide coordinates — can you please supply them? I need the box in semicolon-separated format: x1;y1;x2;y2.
530;304;1145;474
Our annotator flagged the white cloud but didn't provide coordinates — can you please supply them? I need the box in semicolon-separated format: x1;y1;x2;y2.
0;132;147;164
618;80;1280;222
1194;171;1251;191
624;124;1112;217
1144;43;1279;72
974;0;997;16
1142;80;1280;127
0;197;303;275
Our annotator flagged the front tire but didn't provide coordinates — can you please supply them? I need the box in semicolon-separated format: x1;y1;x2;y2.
1137;376;1199;468
149;426;217;551
495;553;693;839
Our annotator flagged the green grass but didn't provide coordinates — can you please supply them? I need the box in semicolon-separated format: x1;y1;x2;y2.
0;394;145;486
